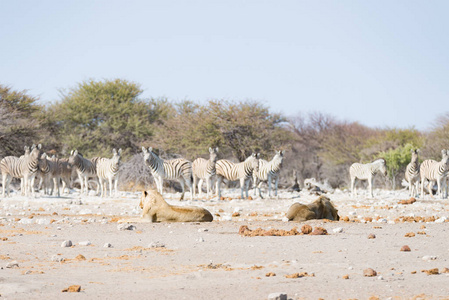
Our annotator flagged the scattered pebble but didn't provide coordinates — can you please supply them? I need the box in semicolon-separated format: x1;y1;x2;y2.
197;237;205;242
265;272;276;277
78;241;91;246
333;227;343;233
404;232;415;237
301;225;313;234
363;268;377;277
342;274;349;279
6;261;19;268
149;241;165;248
422;255;437;261
267;293;287;300
400;245;411;252
51;255;65;262
62;285;81;292
61;240;72;247
103;243;113;248
117;224;136;231
421;268;439;275
368;233;376;239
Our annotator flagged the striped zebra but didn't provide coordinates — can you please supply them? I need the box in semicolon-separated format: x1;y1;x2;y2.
420;149;449;199
405;149;420;197
252;150;285;199
96;148;122;197
349;158;387;198
38;153;62;197
1;144;43;197
56;157;74;194
192;147;219;198
215;153;259;200
142;147;193;201
68;150;100;195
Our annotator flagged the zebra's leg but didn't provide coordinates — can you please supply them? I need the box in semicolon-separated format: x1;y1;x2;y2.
54;177;60;197
192;176;197;197
2;173;7;197
185;175;193;201
437;178;442;199
205;177;211;199
350;177;356;197
108;177;113;197
216;176;222;200
114;177;118;197
198;179;204;198
274;176;279;198
268;174;272;198
368;177;373;198
179;178;186;201
257;181;264;199
252;175;258;197
421;177;425;198
240;178;246;199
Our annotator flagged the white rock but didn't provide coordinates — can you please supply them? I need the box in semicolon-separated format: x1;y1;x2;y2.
103;243;113;248
197;237;205;242
349;211;356;216
281;216;289;222
149;241;165;248
333;227;343;233
19;218;34;224
422;255;437;261
378;218;388;223
221;215;232;221
51;255;65;262
117;224;136;231
435;217;447;223
378;275;384;280
233;207;242;213
6;260;19;268
267;293;287;300
61;240;72;247
36;218;51;225
198;228;208;232
78;241;91;246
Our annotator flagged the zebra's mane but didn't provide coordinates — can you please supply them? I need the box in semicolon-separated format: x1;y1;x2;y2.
372;158;386;165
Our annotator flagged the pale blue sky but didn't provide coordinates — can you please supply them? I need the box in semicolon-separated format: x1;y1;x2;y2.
1;1;448;130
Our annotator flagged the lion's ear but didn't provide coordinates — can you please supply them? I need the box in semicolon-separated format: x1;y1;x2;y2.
143;190;148;197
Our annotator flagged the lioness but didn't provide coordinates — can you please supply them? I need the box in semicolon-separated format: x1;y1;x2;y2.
139;189;213;222
286;195;339;222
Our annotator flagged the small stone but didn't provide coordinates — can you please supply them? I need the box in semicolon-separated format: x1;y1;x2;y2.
103;243;112;248
378;275;384;280
363;268;377;277
232;212;240;217
78;241;91;246
149;241;165;248
62;285;81;292
310;227;327;235
6;260;19;268
197;237;205;242
441;267;449;273
267;293;287;300
404;232;415;237
61;240;72;247
368;233;376;239
51;255;65;262
301;224;313;234
422;255;437;261
265;272;276;277
333;227;343;233
75;254;86;261
421;268;439;275
117;224;136;231
342;274;349;279
400;245;411;252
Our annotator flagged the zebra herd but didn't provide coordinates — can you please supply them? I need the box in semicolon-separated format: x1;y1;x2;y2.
0;145;122;198
0;144;285;200
350;149;449;199
142;147;285;200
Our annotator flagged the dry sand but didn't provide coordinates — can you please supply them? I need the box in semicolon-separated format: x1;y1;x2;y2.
1;187;449;299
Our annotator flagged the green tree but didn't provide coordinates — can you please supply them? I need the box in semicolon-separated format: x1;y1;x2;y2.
0;84;43;157
46;79;171;157
380;143;416;189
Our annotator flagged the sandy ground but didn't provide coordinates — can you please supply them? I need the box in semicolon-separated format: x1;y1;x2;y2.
1;186;449;300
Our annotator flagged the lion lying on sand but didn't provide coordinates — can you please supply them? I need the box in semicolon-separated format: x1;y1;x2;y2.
139;189;213;222
286;195;339;222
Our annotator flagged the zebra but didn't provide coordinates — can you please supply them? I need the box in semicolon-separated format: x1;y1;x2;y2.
56;157;74;194
96;148;122;197
420;149;449;199
215;153;259;200
68;150;100;195
349;158;387;198
405;149;420;197
252;150;285;199
1;144;43;197
38;153;62;197
192;147;219;198
141;147;193;201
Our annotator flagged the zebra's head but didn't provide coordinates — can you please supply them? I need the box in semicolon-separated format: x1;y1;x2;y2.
38;153;48;171
30;144;43;160
23;146;30;156
245;153;260;173
68;150;80;165
410;149;419;164
142;147;153;164
441;149;449;165
377;158;387;176
209;147;219;163
274;150;285;165
112;148;122;165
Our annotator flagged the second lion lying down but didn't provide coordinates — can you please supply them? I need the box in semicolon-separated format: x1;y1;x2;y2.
286;195;339;222
139;189;213;222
